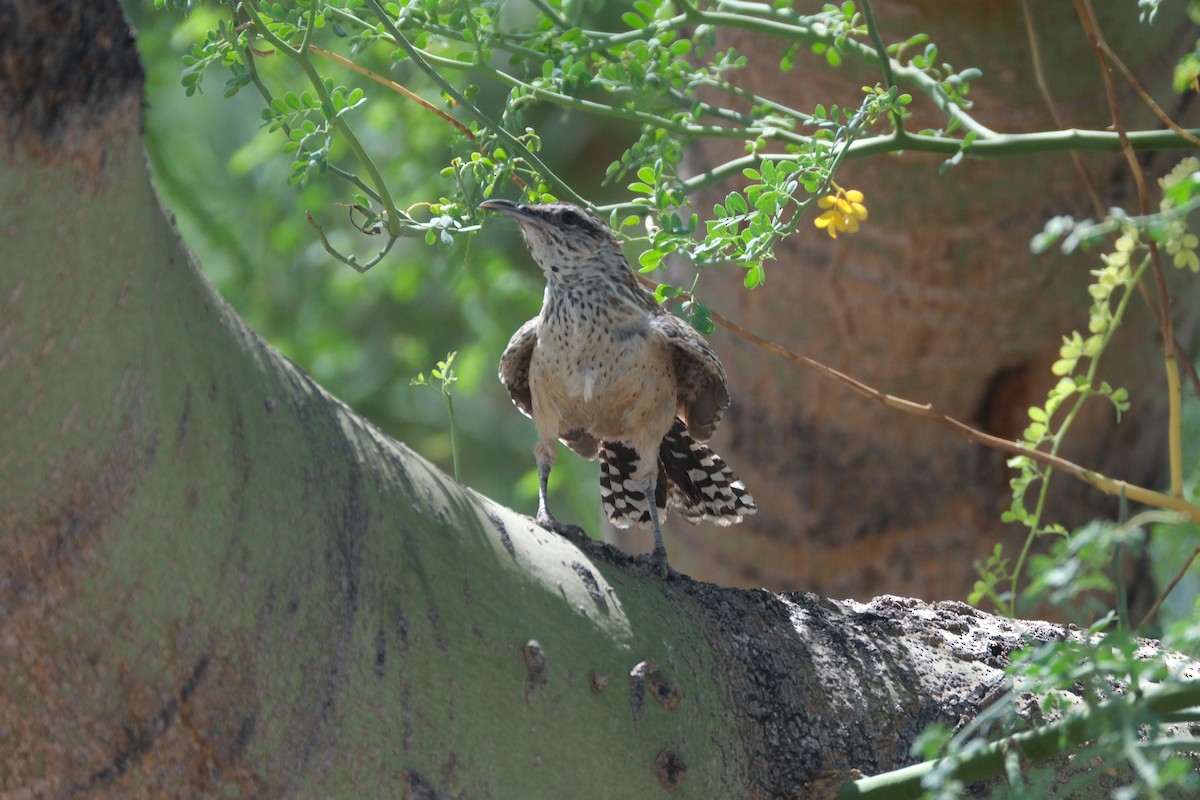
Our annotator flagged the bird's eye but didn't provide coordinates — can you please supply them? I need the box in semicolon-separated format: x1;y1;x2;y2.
560;209;583;227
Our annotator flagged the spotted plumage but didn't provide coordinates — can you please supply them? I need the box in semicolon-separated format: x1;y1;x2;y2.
484;198;756;573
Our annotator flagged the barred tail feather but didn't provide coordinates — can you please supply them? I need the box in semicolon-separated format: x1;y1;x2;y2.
599;420;756;529
598;440;656;529
658;420;756;525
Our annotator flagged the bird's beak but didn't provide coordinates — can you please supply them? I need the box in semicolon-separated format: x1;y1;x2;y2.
479;198;541;227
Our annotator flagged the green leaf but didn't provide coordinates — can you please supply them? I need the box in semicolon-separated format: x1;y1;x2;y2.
1051;358;1077;377
685;301;714;335
744;263;764;288
669;39;692;56
638;249;664;271
654;283;679;303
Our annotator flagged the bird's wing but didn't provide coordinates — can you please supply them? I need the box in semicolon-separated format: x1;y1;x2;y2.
498;317;538;419
653;313;731;442
499;316;601;458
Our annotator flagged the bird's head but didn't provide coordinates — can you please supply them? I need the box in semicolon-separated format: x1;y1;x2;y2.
480;199;627;281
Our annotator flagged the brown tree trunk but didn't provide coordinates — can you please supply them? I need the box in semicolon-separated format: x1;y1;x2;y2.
616;2;1198;604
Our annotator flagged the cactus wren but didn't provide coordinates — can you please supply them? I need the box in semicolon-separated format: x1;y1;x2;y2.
482;198;756;573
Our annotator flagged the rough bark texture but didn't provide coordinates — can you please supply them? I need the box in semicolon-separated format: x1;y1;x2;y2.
2;3;1194;799
611;2;1200;605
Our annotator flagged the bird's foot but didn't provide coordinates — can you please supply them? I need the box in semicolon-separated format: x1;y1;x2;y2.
535;508;587;542
636;547;677;580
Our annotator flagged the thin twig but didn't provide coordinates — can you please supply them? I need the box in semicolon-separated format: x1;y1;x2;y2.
308;45;473;137
858;0;904;134
1077;0;1181;492
306;212;397;272
711;302;1198;519
1076;0;1187;625
633;273;1200;527
1097;38;1200;148
1022;0;1191;408
1019;0;1106;219
362;0;588;206
243;0;403;235
1140;542;1200;628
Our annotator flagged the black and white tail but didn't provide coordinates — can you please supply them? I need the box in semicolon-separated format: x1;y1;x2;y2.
598;419;756;529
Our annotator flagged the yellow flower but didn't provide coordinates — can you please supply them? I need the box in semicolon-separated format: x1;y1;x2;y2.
814;185;868;239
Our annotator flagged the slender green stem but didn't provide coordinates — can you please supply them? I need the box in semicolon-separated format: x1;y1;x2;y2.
489;69;810;145
526;0;569;29
1166;335;1184;497
707;78;815;127
307;213;398;273
1139;737;1200;751
498;0;781;131
456;0;486;63
327;0;1200;173
359;28;810;148
690;2;997;138
362;0;588;206
479;0;993;141
298;0;317;55
859;0;904;134
325;5;553;63
1007;253;1152;616
1075;195;1200;239
445;390;460;482
237;29;384;207
670;93;757;128
1113;489;1130;630
838;680;1200;799
242;0;403;235
1142;538;1200;627
565;14;692;55
675;127;1200;200
849;127;1200;159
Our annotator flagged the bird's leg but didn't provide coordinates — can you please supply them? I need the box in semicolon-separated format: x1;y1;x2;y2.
535;457;585;540
643;474;675;579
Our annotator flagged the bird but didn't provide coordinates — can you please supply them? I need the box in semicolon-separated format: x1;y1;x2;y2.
481;198;756;574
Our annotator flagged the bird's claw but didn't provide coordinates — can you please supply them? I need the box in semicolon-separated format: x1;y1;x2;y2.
635;547;676;580
536;509;587;542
